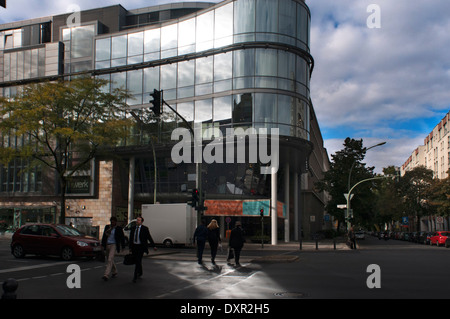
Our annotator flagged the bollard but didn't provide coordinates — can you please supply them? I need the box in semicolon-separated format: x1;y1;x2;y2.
2;278;18;299
315;238;318;250
333;237;336;250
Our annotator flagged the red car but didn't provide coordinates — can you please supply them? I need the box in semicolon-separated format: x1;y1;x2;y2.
11;223;101;261
429;231;450;247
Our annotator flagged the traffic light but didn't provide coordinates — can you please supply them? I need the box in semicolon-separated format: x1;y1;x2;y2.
188;188;199;207
260;208;264;217
150;89;162;116
195;191;207;212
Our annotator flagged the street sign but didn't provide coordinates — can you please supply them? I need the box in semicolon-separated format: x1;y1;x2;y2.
337;204;347;209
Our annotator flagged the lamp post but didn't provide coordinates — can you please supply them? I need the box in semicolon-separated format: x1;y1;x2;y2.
345;141;386;229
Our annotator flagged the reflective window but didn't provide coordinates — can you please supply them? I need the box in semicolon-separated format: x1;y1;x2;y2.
196;55;213;84
128;32;144;56
144;29;160;53
161;63;177;89
234;0;255;34
178;60;195;88
95;38;111;61
255;49;277;76
279;0;296;37
256;0;278;33
254;93;276;128
178;18;196;53
233;93;253;124
195;99;212;123
111;35;127;59
278;51;295;80
144;67;160;93
127;69;143;94
297;3;310;45
214;51;232;81
161;24;178;51
177;101;194;122
278;94;294;136
111;72;126;91
214;3;233;47
233;49;254;78
196;10;214;52
71;25;95;59
214;96;232;122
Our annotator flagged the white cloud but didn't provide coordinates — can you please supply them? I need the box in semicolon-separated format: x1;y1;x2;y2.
308;0;450;170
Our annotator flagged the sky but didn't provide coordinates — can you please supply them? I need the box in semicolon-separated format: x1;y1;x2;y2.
1;0;449;173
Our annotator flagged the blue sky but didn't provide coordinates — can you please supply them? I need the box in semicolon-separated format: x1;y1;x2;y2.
1;0;449;173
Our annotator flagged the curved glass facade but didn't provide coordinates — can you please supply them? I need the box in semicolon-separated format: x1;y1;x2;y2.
94;0;312;141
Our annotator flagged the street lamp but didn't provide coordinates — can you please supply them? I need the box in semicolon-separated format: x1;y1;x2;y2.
345;141;386;229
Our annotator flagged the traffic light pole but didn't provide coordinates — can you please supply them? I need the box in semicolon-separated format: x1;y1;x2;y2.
159;92;204;223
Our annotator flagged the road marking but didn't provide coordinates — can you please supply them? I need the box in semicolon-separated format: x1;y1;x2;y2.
0;261;73;274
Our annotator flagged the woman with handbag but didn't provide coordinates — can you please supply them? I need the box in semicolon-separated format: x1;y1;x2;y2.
207;219;221;265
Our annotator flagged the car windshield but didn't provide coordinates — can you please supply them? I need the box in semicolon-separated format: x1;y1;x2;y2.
56;225;82;236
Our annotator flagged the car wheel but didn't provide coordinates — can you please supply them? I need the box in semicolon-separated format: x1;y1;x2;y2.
12;244;25;258
61;247;74;261
163;239;173;248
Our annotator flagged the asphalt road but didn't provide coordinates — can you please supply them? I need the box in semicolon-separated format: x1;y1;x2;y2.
1;235;450;302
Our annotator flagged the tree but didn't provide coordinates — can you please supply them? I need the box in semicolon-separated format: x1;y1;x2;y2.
374;166;403;228
0;77;131;224
316;137;375;230
398;166;434;231
427;170;450;216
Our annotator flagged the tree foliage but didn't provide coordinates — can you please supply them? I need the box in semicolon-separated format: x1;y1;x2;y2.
316;137;375;229
0;77;132;223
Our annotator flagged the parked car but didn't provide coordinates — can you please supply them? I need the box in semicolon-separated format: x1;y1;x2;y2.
11;223;102;261
417;231;428;244
429;231;450;247
355;231;365;240
445;237;450;248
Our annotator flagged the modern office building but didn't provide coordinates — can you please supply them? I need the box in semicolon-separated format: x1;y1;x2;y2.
0;0;329;242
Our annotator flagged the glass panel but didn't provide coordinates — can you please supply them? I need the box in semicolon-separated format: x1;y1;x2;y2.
111;72;126;91
214;96;232;122
214;51;232;81
234;0;255;34
196;55;213;84
296;56;307;86
255;49;277;76
161;24;178;51
277;94;294;136
95;38;111;61
177;101;194;122
112;35;127;59
178;18;196;48
161;63;177;90
297;3;309;45
71;25;95;59
214;3;233;47
233;49;254;77
279;0;296;37
178;60;195;87
144;67;160;93
195;99;213;123
196;10;214;52
128;31;144;56
278;51;295;80
144;29;160;53
233;93;253;124
254;93;276;128
127;69;143;94
256;0;278;33
3;53;10;81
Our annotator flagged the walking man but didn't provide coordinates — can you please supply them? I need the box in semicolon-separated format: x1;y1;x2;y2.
129;216;157;283
193;219;208;265
101;216;125;281
228;221;245;266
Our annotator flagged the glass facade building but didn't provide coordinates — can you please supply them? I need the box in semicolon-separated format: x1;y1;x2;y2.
0;0;329;242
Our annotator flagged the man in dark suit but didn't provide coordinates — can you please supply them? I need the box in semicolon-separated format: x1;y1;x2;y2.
129;215;157;283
